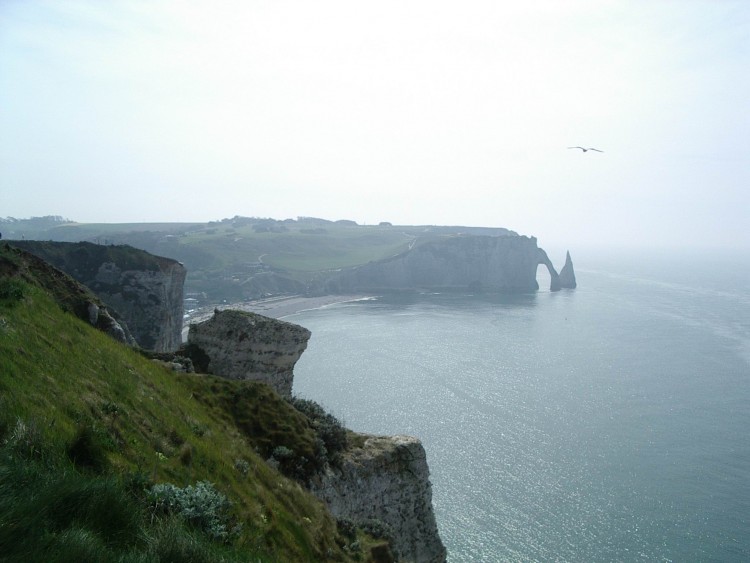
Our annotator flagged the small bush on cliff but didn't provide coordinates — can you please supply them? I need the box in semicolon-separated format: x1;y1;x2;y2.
360;519;395;543
289;397;348;465
0;434;251;562
148;481;235;541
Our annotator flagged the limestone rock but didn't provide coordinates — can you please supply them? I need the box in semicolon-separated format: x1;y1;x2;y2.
87;301;133;344
10;241;186;352
311;434;447;563
3;243;134;345
536;248;561;292
558;250;577;289
187;309;310;398
326;234;564;293
97;260;186;351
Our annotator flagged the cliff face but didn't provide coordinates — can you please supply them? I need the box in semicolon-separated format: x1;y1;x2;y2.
2;243;134;345
97;261;186;352
10;241;185;351
311;434;447;563
326;235;561;293
187;309;446;559
187;309;310;398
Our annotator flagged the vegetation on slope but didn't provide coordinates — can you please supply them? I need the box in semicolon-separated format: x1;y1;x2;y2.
0;244;384;561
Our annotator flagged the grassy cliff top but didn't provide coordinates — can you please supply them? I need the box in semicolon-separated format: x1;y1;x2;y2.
0;243;381;561
10;240;180;276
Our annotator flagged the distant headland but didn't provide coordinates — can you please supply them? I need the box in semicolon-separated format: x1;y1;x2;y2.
1;215;576;308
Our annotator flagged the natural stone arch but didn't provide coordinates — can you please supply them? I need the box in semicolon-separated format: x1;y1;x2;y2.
536;248;561;291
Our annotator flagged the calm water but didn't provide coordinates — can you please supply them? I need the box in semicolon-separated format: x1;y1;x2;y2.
290;249;750;562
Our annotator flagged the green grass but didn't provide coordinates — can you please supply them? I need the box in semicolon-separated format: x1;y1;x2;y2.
175;224;415;273
0;245;385;561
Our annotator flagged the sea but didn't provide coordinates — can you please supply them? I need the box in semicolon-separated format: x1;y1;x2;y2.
288;248;750;562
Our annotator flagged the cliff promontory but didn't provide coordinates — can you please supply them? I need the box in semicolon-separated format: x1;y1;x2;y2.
186;308;446;560
187;309;311;398
10;241;186;351
312;434;447;562
324;234;571;293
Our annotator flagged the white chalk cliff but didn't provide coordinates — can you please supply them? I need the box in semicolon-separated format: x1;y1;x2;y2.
326;234;572;293
10;241;186;351
312;434;447;562
187;309;310;398
187;309;446;561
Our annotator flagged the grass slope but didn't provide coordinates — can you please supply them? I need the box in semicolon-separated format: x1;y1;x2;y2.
0;244;380;561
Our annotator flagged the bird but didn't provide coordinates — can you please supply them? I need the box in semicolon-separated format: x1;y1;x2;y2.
568;146;603;153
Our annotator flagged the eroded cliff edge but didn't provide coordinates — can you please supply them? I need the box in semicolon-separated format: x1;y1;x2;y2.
1;243;133;344
11;241;186;351
187;309;447;562
324;234;573;293
187;309;310;398
312;435;447;562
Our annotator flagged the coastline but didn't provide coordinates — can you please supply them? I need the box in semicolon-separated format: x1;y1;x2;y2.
182;294;373;341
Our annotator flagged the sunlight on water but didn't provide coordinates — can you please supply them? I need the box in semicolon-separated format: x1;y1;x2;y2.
291;253;750;561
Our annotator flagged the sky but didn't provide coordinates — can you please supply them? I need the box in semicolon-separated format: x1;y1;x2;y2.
1;0;748;249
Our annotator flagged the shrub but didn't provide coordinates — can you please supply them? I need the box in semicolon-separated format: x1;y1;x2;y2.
67;425;109;473
234;458;250;476
0;278;25;306
148;481;232;541
289;398;348;465
360;519;395;543
336;517;357;540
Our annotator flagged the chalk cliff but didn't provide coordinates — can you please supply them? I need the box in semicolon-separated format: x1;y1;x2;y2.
325;234;562;293
186;309;310;399
311;434;446;563
10;241;185;351
2;243;134;344
187;309;446;560
558;250;577;289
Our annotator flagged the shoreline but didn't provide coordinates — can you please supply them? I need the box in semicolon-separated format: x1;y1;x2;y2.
181;294;373;341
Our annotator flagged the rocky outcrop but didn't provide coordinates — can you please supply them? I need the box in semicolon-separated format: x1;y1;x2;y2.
558;250;577;289
186;309;310;398
325;234;562;293
536;248;561;292
311;435;447;563
10;241;186;351
187;309;446;558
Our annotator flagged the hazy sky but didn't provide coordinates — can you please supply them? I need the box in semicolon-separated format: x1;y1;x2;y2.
1;1;748;249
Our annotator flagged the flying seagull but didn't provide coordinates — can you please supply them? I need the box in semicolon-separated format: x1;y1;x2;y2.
568;146;603;153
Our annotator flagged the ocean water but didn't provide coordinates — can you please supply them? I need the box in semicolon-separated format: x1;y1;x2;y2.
289;249;750;562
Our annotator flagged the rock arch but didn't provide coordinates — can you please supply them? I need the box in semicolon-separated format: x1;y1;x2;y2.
537;248;561;292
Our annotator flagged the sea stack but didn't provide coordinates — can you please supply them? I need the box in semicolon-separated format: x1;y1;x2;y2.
558;251;577;289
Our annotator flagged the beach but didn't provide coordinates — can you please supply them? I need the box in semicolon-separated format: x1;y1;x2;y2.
181;294;371;341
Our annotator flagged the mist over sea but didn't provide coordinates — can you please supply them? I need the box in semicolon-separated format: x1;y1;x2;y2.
290;249;750;562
